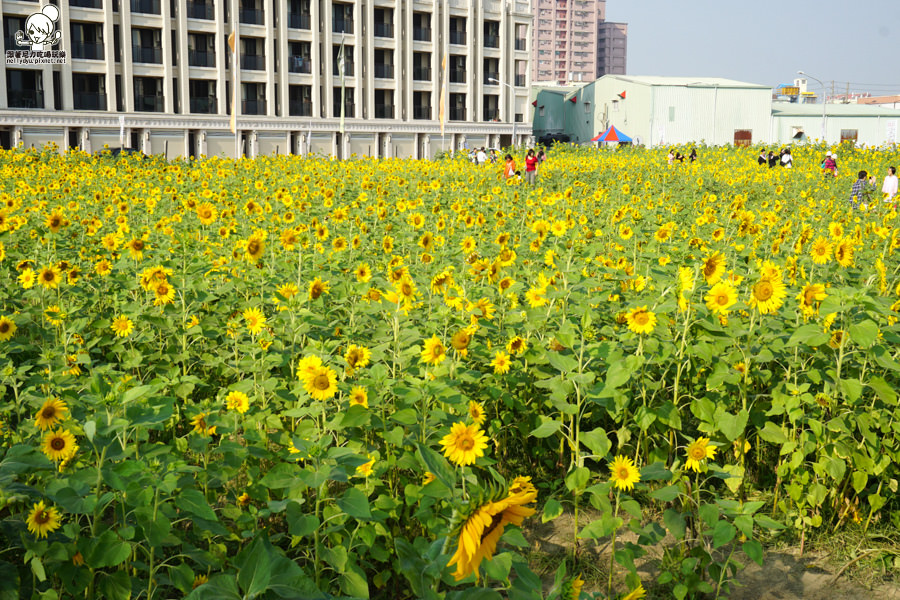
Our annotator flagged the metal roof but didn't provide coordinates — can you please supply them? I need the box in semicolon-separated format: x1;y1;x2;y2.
601;75;772;89
772;101;900;117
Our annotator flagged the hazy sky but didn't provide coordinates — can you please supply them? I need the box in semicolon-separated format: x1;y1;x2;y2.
605;0;900;97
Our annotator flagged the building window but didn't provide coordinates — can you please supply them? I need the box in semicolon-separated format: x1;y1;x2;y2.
668;106;675;122
539;106;545;117
840;129;858;143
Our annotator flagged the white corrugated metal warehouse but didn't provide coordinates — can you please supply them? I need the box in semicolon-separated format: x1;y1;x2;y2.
771;102;900;147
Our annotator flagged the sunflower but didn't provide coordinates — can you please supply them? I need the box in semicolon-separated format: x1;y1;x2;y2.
354;263;372;283
26;501;62;539
685;437;716;472
309;277;330;300
396;278;417;304
625;306;657;335
506;336;527;356
451;329;472;357
110;316;134;338
834;238;854;267
196;202;217;225
525;285;548;308
447;482;536;580
622;584;647;600
190;413;216;435
153;281;176;306
349;386;368;408
126;238;147;260
618;224;634;240
344;344;371;373
35;397;68;430
225;390;250;413
37;265;62;289
609;455;641;491
420;335;447;366
45;211;65;233
491;350;511;374
242;307;266;336
18;268;36;289
797;284;827;316
0;316;16;341
245;235;265;262
702;252;726;285
561;576;585;600
276;282;299;300
297;355;323;379
41;429;78;462
748;276;787;315
304;365;338;400
704;281;738;315
809;237;832;265
440;422;489;467
356;456;375;478
467;401;486;425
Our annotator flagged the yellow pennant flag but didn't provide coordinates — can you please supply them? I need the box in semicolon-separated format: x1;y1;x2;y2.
439;54;447;135
228;31;237;134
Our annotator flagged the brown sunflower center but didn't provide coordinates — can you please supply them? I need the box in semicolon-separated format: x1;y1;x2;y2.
754;281;774;301
459;437;474;451
42;271;55;282
35;510;50;524
132;240;145;251
42;407;56;419
51;437;66;451
633;311;649;325
0;322;9;334
313;373;330;390
617;467;631;480
689;445;706;461
715;293;729;306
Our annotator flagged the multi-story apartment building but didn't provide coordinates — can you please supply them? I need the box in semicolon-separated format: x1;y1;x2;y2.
0;0;532;158
531;0;625;85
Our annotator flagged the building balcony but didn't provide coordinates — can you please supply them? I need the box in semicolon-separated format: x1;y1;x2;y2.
74;92;107;110
374;64;394;78
449;30;466;45
374;23;393;38
132;46;163;64
483;34;499;48
288;13;311;29
289;100;312;116
515;74;526;87
71;41;105;60
483;109;500;121
135;95;164;112
413;67;431;81
239;8;263;25
185;1;214;19
288;56;311;74
190;97;217;113
242;99;266;114
449;69;466;83
336;62;354;77
130;0;161;14
374;104;394;119
9;90;45;109
70;0;103;8
449;107;466;121
334;103;355;116
333;19;353;34
413;105;431;119
413;27;431;42
241;54;265;70
188;50;215;67
515;38;527;51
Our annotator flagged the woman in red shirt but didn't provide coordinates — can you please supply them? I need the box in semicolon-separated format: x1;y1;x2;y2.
524;149;538;185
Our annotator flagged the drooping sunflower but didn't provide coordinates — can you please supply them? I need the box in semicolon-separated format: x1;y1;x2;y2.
420;335;447;366
26;500;62;539
190;412;216;436
704;281;737;315
348;386;368;408
609;455;641;491
834;238;854;268
447;482;536;580
506;335;527;356
0;316;16;341
685;437;716;472
560;576;585;600
450;329;472;357
748;276;787;315
225;390;250;414
308;277;330;300
242;307;267;336
35;397;68;430
440;422;489;467
304;365;338;400
625;306;657;335
797;284;827;316
276;282;299;301
41;429;78;462
467;401;486;426
110;316;134;338
622;584;647;600
701;252;726;285
37;265;63;289
344;344;371;373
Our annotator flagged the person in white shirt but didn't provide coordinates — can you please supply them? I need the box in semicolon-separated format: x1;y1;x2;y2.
780;148;793;168
882;166;898;201
475;148;487;165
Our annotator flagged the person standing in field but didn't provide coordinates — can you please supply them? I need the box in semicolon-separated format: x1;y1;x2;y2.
503;154;516;180
767;151;778;168
882;166;898;201
822;152;837;177
780;148;793;168
524;149;538;185
849;170;877;209
758;150;767;166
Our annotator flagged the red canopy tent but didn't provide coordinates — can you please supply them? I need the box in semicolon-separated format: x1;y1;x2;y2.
590;125;633;143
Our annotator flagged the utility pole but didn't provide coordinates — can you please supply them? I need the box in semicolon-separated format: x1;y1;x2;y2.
845;81;850;103
831;81;835;103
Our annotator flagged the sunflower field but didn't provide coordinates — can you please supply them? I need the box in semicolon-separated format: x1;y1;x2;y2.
1;142;900;599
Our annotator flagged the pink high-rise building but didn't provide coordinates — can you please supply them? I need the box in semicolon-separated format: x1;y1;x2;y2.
532;0;627;85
